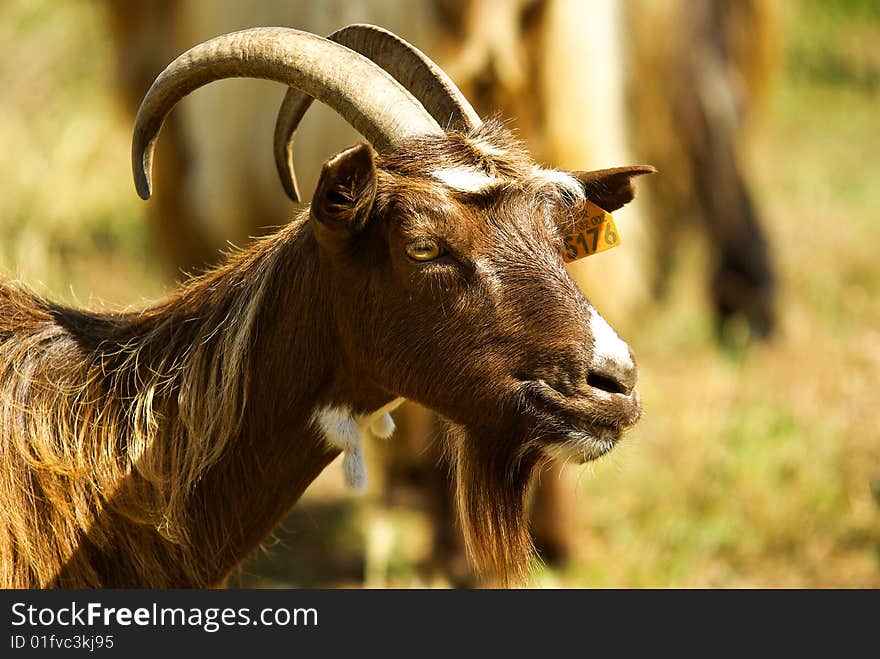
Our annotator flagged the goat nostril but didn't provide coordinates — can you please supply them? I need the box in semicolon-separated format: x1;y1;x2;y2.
586;372;628;395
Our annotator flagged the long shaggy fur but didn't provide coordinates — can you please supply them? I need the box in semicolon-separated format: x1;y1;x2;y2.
0;227;294;587
1;117;645;588
445;427;545;587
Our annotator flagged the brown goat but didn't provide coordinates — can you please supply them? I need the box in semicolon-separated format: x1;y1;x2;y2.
98;2;780;585
0;26;651;587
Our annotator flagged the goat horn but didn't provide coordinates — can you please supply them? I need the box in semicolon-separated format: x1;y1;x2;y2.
132;27;442;200
274;23;482;202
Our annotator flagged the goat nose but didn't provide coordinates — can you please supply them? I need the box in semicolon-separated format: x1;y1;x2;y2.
587;308;637;395
587;361;637;396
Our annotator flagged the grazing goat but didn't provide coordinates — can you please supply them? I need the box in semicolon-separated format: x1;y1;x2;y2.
0;26;652;587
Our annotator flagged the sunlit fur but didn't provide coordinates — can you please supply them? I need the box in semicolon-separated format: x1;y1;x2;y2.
0;227;328;587
365;122;644;585
1;121;645;588
100;4;779;582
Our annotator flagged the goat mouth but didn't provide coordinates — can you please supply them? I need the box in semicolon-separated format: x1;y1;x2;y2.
519;379;641;464
546;425;623;464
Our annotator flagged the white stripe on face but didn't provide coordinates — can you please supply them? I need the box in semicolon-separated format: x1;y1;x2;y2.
431;166;502;193
531;166;585;203
588;306;634;375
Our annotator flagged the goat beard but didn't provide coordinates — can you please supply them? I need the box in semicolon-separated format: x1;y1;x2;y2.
444;424;547;588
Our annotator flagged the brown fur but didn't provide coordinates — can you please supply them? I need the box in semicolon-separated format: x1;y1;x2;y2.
1;216;338;587
93;0;781;587
96;2;657;582
437;0;779;338
1;122;648;587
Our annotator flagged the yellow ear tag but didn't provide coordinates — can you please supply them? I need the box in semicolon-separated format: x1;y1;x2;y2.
561;200;621;263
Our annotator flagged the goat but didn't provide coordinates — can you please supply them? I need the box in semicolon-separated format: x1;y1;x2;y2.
627;0;778;339
0;26;652;588
98;0;649;584
98;0;778;584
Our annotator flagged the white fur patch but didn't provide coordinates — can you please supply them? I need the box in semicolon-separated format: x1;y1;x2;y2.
532;166;586;203
431;166;502;193
370;413;396;439
543;428;618;463
361;398;405;440
588;307;634;376
311;398;405;492
312;406;366;492
468;136;509;159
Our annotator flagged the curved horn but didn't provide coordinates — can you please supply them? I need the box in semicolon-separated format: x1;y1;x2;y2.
274;24;482;202
132;27;442;200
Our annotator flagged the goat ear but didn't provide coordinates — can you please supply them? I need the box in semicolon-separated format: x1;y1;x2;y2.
310;142;378;242
572;165;657;212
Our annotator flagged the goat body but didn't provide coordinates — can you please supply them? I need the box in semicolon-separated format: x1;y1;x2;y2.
2;23;652;587
1;217;342;587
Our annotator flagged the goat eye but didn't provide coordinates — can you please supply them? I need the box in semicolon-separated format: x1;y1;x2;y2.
405;240;443;261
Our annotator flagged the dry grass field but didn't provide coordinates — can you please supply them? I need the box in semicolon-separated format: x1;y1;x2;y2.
1;0;877;587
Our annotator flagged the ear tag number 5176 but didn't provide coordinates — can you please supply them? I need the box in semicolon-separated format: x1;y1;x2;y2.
562;200;621;263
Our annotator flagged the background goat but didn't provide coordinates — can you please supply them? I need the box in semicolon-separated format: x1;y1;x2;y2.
0;26;651;587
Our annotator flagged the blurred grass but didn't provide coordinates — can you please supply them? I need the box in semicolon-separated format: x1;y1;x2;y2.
553;0;880;587
788;0;880;91
1;0;877;587
0;0;164;306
